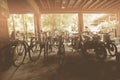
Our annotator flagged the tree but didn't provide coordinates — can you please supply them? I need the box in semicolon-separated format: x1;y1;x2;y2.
41;14;78;32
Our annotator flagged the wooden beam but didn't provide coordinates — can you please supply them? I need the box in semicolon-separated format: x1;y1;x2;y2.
82;0;94;10
67;0;74;8
26;0;40;14
88;0;100;9
106;0;120;9
34;14;41;34
41;7;115;12
41;9;119;14
94;0;108;9
39;0;45;9
55;0;60;8
51;0;55;8
109;3;120;10
61;0;66;9
79;0;88;9
46;0;54;9
73;0;82;8
78;12;83;33
0;18;9;40
117;12;120;37
46;0;50;9
54;0;56;7
99;0;116;9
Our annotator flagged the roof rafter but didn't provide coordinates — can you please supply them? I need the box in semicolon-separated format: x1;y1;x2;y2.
39;0;45;9
94;0;108;9
7;0;120;13
79;0;88;9
67;0;74;8
26;0;40;14
61;0;66;9
106;0;120;9
73;0;82;8
99;0;115;9
88;0;100;9
46;0;50;9
82;0;94;10
109;3;120;10
55;0;61;7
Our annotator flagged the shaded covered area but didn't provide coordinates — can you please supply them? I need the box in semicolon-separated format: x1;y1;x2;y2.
0;0;120;80
0;51;119;80
7;0;120;13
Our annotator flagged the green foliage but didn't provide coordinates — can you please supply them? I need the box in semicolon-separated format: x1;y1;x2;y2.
8;14;35;37
41;14;78;32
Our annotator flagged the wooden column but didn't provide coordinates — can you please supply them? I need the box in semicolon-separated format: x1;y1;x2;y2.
0;17;9;49
0;16;12;70
34;14;37;36
0;0;13;70
78;12;83;34
117;12;120;37
34;13;41;36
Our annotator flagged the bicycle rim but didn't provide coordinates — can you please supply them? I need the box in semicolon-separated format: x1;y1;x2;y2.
29;43;41;61
13;42;26;67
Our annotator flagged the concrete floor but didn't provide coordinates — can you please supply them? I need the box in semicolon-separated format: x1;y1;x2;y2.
0;44;120;80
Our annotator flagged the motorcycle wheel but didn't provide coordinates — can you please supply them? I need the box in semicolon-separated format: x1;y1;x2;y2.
95;45;107;61
108;43;117;57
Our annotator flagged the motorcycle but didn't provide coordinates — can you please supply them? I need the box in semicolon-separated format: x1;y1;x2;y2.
81;31;107;61
102;32;117;56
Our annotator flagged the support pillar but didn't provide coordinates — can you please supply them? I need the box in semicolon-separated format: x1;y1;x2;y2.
117;12;120;37
0;16;12;71
0;17;10;48
0;0;10;47
78;12;83;34
34;13;41;36
0;0;15;70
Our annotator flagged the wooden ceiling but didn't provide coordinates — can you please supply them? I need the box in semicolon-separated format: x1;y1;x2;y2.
7;0;120;14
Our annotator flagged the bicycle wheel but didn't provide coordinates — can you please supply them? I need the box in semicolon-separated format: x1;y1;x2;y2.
29;43;41;62
44;41;48;62
30;37;37;46
108;43;117;56
58;44;65;65
95;44;107;61
12;41;26;67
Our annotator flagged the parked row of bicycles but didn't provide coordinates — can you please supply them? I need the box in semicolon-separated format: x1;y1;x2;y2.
8;31;65;67
71;31;118;60
0;30;118;69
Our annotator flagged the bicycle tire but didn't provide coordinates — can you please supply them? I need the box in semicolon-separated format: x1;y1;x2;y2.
108;43;117;57
29;43;41;62
58;44;65;65
12;41;26;67
43;41;49;62
95;44;107;61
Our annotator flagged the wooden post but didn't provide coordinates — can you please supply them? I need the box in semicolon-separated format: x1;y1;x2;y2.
0;0;13;70
0;17;9;42
117;12;120;37
34;14;38;36
34;13;41;36
78;12;83;34
0;16;12;71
